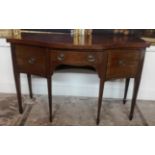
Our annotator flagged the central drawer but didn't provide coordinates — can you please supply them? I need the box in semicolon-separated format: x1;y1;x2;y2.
50;50;104;66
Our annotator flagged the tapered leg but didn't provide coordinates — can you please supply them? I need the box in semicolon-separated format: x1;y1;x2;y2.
47;76;52;122
123;78;130;104
129;78;140;120
96;78;105;125
27;74;33;99
14;73;23;114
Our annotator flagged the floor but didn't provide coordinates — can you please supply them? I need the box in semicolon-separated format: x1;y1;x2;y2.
0;93;155;126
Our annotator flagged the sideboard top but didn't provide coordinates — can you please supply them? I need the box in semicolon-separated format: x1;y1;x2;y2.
7;32;150;50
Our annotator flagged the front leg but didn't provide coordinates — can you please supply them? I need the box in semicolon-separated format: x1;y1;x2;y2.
129;78;140;120
14;72;23;114
123;78;130;104
27;74;33;99
96;77;105;125
47;76;52;122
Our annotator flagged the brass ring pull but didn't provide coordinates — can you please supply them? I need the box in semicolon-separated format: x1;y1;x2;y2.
118;60;125;66
28;58;36;64
57;53;65;61
87;54;96;62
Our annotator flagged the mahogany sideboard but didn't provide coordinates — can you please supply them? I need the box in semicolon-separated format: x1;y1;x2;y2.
7;33;150;125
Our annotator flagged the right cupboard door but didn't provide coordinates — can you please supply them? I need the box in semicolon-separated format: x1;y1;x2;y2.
106;49;141;80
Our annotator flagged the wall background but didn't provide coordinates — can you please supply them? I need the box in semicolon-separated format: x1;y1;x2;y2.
0;38;155;100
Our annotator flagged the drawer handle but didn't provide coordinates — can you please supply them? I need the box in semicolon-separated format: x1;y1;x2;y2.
87;54;96;62
28;58;36;64
57;53;65;61
118;60;126;66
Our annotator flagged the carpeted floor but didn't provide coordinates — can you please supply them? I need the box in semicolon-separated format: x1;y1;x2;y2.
0;93;155;126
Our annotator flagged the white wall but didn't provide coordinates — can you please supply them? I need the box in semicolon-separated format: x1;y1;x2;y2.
0;38;155;100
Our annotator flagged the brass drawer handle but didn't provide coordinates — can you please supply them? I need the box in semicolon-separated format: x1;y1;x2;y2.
87;54;96;62
28;58;36;64
57;53;65;61
118;60;126;66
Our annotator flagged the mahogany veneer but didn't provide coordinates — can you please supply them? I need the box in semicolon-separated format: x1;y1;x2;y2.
7;33;150;125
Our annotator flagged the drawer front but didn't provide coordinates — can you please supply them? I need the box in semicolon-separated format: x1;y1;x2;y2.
106;50;141;79
15;45;47;75
50;50;104;66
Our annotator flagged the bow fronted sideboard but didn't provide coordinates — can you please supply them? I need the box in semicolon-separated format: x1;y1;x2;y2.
7;32;150;125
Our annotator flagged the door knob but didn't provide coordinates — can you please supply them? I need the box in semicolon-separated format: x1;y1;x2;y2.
57;53;65;61
28;57;36;64
87;54;96;62
118;60;125;66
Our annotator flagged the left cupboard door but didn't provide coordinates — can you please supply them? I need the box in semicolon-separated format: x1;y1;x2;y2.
14;45;47;76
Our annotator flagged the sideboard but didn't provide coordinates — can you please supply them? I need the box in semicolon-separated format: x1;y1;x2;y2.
7;32;150;124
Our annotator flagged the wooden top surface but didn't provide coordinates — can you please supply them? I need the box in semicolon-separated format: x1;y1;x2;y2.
7;32;150;50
